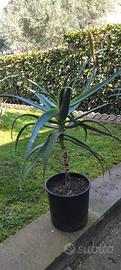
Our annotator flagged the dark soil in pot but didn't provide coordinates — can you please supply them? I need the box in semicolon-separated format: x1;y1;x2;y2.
49;175;89;196
45;172;91;232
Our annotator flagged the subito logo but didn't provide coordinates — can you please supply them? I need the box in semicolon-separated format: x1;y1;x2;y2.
64;243;76;255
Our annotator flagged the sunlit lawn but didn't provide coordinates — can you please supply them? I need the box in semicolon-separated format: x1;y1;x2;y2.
0;108;121;242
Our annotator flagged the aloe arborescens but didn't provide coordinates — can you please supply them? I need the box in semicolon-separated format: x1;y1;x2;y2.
0;63;121;190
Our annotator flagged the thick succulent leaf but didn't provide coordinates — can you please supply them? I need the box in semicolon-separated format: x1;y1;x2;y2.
58;88;72;122
83;67;97;93
63;73;71;87
22;140;48;176
83;69;121;98
0;94;48;111
82;126;88;141
109;93;121;99
43;131;61;177
58;88;65;108
82;119;121;142
64;134;106;173
67;114;79;127
15;122;35;151
26;78;57;101
66;116;88;140
44;123;58;129
69;58;90;88
11;113;39;139
80;122;112;137
75;103;110;119
59;87;74;110
88;31;97;66
19;130;60;187
19;142;47;189
67;121;88;141
81;119;113;136
69;102;81;113
70;69;121;108
26;78;48;93
80;122;121;142
76;118;121;141
80;125;88;141
49;119;59;124
25;108;58;158
25;143;45;161
34;93;56;108
65;122;77;128
111;88;121;91
28;88;56;108
68;114;78;124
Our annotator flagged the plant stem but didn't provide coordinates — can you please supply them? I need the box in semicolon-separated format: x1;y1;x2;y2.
59;134;71;189
88;30;97;67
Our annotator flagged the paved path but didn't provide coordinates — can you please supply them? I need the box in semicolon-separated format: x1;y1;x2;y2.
0;163;121;270
77;218;121;270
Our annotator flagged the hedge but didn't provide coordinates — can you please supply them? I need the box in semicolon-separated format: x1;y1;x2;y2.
0;24;121;113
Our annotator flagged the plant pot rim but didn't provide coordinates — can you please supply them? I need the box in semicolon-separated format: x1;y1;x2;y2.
45;172;91;198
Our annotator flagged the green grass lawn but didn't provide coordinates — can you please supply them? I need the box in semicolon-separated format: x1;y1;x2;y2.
1;108;121;242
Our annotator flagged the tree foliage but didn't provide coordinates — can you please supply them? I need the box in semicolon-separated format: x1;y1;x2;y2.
0;34;10;53
2;0;112;49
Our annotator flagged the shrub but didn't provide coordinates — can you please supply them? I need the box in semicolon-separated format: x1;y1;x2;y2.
0;24;121;113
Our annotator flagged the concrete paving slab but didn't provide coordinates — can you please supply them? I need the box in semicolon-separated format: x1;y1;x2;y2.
0;163;121;270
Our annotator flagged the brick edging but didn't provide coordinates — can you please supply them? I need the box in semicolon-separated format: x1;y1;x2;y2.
1;103;121;123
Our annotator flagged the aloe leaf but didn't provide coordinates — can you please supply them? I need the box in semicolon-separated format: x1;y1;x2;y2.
43;131;61;177
64;134;106;173
34;93;56;108
25;108;58;158
111;88;121;91
15;122;35;151
26;78;57;101
82;121;121;142
58;88;65;108
25;143;46;161
58;87;75;112
67;114;78;124
66;119;88;141
66;122;77;128
58;88;72;122
81;119;113;136
69;58;90;88
109;94;121;98
26;78;48;93
83;67;97;93
68;123;88;141
81;122;111;137
69;102;81;113
27;88;56;108
63;73;71;87
19;131;59;187
49;119;59;124
75;103;110;119
82;125;88;141
19;142;47;189
70;69;121;108
11;113;39;139
44;123;58;129
0;94;48;111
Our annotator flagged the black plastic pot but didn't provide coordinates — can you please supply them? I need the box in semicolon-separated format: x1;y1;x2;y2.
45;172;91;232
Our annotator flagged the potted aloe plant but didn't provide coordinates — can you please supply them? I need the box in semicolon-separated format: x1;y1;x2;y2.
0;64;121;232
